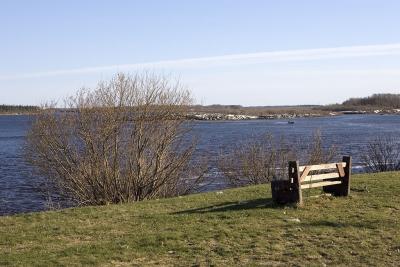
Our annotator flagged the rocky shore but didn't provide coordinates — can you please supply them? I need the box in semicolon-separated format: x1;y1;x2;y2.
2;109;399;120
186;109;400;121
186;112;322;121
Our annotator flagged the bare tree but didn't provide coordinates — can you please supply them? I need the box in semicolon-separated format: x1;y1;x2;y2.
362;136;400;172
25;73;204;206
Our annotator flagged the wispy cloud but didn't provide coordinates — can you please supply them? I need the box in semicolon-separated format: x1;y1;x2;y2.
2;43;400;81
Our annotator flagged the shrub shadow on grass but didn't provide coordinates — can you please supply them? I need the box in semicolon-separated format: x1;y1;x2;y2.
174;198;280;214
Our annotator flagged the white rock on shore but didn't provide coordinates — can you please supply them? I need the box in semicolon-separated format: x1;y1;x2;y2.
187;112;321;121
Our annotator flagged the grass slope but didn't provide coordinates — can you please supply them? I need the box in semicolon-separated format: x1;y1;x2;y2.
1;172;400;266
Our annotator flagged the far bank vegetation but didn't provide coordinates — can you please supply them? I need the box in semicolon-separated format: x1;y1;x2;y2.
0;104;39;114
321;93;400;111
191;93;400;115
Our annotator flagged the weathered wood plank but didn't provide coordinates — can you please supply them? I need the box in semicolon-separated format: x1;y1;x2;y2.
300;166;311;181
299;162;347;172
336;163;345;177
302;172;340;182
301;180;342;189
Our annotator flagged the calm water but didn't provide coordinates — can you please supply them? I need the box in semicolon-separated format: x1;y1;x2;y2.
1;114;400;215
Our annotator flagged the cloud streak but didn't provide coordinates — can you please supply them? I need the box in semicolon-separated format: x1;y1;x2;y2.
2;43;400;81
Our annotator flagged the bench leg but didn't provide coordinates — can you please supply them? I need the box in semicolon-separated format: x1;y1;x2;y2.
289;161;303;206
271;180;291;204
323;156;351;196
271;179;302;205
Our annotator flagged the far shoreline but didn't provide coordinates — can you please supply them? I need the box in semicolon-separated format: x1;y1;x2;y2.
0;113;39;116
1;110;399;122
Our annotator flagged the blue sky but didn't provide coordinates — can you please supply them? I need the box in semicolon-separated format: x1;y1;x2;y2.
1;0;400;105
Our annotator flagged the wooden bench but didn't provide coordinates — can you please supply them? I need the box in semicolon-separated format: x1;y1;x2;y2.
271;156;352;206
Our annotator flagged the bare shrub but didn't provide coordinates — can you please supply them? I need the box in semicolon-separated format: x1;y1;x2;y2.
362;136;400;172
218;134;297;187
219;130;337;187
306;130;337;165
25;73;204;206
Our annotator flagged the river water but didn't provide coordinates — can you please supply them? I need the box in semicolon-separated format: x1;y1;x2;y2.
1;114;399;215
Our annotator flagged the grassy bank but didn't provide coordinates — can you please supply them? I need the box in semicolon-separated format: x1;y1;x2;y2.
1;172;399;266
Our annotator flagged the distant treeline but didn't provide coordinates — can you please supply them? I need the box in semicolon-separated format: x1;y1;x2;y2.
342;94;400;108
192;94;400;115
319;93;400;112
0;105;40;113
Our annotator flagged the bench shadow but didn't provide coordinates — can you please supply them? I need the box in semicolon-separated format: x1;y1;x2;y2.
174;198;280;214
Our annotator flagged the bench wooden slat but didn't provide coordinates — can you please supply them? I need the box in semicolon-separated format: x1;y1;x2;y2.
299;162;346;172
336;163;345;177
300;166;311;181
302;172;340;182
301;180;342;189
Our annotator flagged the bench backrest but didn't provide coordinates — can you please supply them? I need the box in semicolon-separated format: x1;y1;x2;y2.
297;161;348;189
271;156;352;206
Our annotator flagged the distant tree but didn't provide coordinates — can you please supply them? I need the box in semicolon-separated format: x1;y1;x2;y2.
25;73;205;206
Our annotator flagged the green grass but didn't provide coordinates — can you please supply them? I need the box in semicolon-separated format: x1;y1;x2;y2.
1;172;400;266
